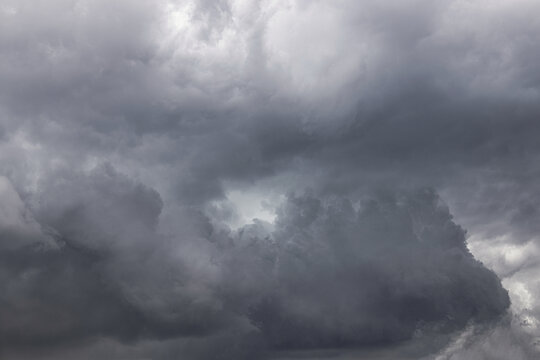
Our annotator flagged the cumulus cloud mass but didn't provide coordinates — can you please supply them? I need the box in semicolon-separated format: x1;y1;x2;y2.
1;0;539;359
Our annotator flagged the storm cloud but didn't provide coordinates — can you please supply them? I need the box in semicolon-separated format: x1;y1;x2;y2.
1;0;539;359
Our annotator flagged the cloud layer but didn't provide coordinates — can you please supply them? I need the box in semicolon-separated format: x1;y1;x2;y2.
1;0;540;358
0;178;511;358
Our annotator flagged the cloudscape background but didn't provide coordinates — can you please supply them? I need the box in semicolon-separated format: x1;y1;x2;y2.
1;0;540;359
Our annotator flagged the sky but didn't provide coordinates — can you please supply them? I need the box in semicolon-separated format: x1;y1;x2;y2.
1;0;540;359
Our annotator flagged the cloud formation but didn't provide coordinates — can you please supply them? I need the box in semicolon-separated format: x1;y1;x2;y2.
220;191;509;351
1;0;540;358
0;181;511;359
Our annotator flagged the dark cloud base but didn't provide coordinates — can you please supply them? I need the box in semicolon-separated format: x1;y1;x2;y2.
0;172;510;358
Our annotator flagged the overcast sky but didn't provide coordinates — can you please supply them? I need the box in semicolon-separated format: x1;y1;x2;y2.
1;0;540;359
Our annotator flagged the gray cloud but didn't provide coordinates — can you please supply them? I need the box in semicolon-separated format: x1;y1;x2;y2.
0;183;512;359
1;0;540;358
218;190;509;352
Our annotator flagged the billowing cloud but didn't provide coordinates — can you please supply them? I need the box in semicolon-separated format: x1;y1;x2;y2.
219;190;509;351
1;0;540;358
0;181;511;358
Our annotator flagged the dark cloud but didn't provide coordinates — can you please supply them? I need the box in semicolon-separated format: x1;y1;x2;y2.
0;166;227;356
0;242;144;350
0;182;511;359
1;0;540;358
218;190;509;353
